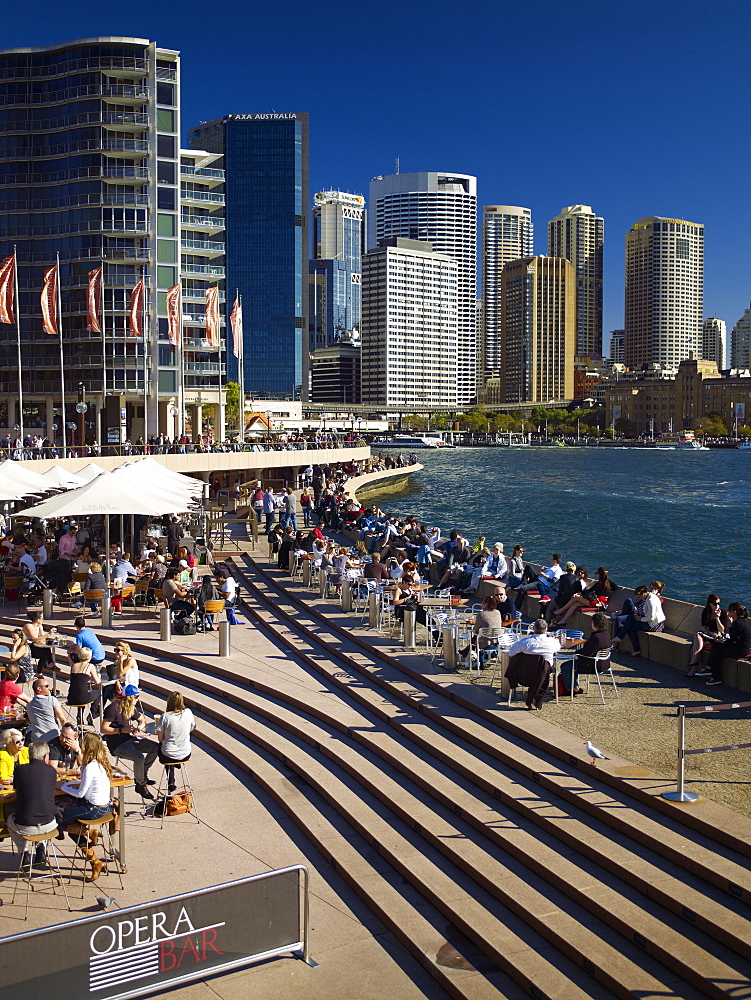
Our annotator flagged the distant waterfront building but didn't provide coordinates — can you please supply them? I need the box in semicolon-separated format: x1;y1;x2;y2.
361;238;457;408
369;172;476;405
495;256;576;404
481;206;533;390
609;329;625;365
624;216;704;369
547;205;603;356
189;112;309;399
701;317;727;370
309;343;361;404
731;305;751;369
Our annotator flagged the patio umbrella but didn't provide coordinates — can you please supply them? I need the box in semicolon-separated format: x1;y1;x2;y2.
0;459;54;494
40;465;88;490
127;457;204;496
73;462;108;484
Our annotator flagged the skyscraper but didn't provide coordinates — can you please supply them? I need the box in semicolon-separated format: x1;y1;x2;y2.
547;205;604;356
309;190;364;351
498;256;575;403
189;112;309;399
0;36;227;444
369;172;476;405
361;238;458;408
609;330;625;365
701;317;727;370
624;216;704;369
731;306;751;369
481;206;533;387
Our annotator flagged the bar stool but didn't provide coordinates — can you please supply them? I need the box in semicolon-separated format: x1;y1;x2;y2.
155;759;198;829
67;813;124;897
12;830;72;920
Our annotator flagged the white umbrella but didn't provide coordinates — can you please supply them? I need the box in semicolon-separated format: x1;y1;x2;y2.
74;462;108;484
129;457;204;496
110;465;198;510
0;459;54;494
40;465;88;490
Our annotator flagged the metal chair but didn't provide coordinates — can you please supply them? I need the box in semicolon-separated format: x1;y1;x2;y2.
155;759;199;829
12;829;72;919
574;648;618;704
67;813;125;896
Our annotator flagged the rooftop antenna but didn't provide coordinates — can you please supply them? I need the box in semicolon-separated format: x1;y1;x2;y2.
395;156;400;175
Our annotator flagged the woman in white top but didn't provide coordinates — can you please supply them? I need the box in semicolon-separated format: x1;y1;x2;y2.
157;691;196;791
59;732;112;836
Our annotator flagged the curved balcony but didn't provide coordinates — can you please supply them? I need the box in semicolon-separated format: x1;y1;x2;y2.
0;55;150;82
181;239;224;258
181;215;225;232
180;189;225;207
0;164;149;185
0;83;148;107
180;263;225;277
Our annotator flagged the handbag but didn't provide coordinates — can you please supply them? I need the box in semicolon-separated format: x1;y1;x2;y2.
166;792;192;816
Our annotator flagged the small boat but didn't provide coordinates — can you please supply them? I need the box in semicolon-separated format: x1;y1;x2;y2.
654;431;708;450
377;435;440;449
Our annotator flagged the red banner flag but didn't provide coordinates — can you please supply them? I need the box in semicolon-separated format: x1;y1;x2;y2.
41;264;58;336
0;255;15;325
229;294;242;359
86;266;102;333
129;277;144;337
205;285;219;349
166;283;181;346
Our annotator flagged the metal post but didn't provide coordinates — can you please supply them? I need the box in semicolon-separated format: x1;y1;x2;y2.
218;621;231;657
368;592;381;629
341;578;352;612
42;588;54;618
403;607;416;649
268;540;274;561
318;569;327;598
160;606;171;642
101;593;111;630
288;550;296;576
302;559;312;588
51;666;58;698
662;705;699;802
442;625;457;669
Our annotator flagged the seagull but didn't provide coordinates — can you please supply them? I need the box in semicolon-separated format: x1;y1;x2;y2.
584;740;609;765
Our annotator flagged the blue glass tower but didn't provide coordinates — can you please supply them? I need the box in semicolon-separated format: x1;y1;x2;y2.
188;113;309;398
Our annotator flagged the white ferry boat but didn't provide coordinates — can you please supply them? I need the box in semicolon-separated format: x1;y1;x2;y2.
376;435;440;449
654;431;707;450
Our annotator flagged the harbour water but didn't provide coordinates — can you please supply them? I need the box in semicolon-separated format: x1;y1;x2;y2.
365;446;751;607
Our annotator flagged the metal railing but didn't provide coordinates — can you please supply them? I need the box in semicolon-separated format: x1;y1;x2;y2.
662;700;751;803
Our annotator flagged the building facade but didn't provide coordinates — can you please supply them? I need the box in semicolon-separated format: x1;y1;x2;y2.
547;205;603;357
309;343;361;404
731;305;751;370
0;36;227;444
496;256;575;404
701;317;726;371
481;205;533;390
189;112;309;400
624;216;704;370
361;238;457;408
609;329;625;365
368;172;476;405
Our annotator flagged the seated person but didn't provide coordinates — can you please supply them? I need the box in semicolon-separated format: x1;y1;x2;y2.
514;554;563;610
101;689;158;799
0;662;30;712
548;564;586;621
162;569;194;620
5;629;35;685
157;690;196;793
687;594;729;677
611;582;665;657
7;740;59;871
507;619;561;667
197;574;220;631
553;567;619;624
25;677;65;753
363;552;390;584
79;560;107;612
465;595;505;663
0;727;29;783
392;569;429;627
58;733;113;880
49;722;83;772
557;611;612;694
706;602;751;686
214;568;238;624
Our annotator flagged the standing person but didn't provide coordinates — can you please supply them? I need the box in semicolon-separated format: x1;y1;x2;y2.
58;733;113;881
57;524;79;562
251;484;264;524
101;690;158;799
706;603;751;686
283;488;298;531
7;741;59;870
156;691;196;792
166;517;184;557
262;487;276;532
300;486;314;527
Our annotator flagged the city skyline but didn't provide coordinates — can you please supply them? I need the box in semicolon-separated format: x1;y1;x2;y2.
3;2;751;365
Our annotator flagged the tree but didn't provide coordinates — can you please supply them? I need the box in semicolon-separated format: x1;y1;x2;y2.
694;414;728;437
225;381;240;431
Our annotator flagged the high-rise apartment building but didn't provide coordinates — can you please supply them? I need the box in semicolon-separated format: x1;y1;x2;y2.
0;37;227;443
481;206;533;387
368;172;476;405
609;330;625;365
701;317;727;371
497;256;575;403
361;238;458;408
309;190;364;351
547;205;603;357
189;112;309;399
624;216;704;369
731;305;751;369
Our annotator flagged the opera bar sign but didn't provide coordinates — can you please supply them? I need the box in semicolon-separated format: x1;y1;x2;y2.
0;867;315;1000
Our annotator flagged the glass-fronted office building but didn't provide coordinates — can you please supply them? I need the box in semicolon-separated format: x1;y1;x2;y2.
189;113;309;399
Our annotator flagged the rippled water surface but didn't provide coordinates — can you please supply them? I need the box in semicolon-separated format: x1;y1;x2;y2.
366;447;751;606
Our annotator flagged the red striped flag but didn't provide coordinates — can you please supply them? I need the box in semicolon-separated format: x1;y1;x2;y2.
166;283;181;346
129;277;144;337
205;285;219;349
41;264;58;336
86;266;102;333
0;255;15;325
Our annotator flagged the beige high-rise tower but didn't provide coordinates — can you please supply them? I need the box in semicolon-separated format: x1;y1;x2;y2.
624;216;704;369
499;256;576;403
547;205;603;357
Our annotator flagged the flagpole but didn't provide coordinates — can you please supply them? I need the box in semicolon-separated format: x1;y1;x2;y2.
13;248;24;445
178;285;185;440
237;289;245;442
100;266;106;453
56;252;67;459
141;264;148;451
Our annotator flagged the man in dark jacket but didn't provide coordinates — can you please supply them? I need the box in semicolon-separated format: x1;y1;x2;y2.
7;741;59;869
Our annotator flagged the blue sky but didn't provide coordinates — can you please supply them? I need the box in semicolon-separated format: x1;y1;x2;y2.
8;0;751;352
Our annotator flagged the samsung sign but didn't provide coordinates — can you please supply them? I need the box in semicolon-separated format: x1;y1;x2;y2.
227;113;297;120
0;868;315;1000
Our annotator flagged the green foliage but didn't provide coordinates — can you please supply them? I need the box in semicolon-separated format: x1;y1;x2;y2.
694;414;728;436
225;381;240;429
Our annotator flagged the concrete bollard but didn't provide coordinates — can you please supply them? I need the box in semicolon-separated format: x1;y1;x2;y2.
302;559;312;588
368;592;381;629
219;621;231;658
42;588;54;619
341;579;352;613
442;625;457;669
288;550;297;576
101;593;112;630
318;569;327;598
160;606;171;642
403;607;416;649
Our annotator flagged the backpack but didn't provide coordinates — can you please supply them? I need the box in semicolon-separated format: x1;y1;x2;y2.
173;618;197;636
